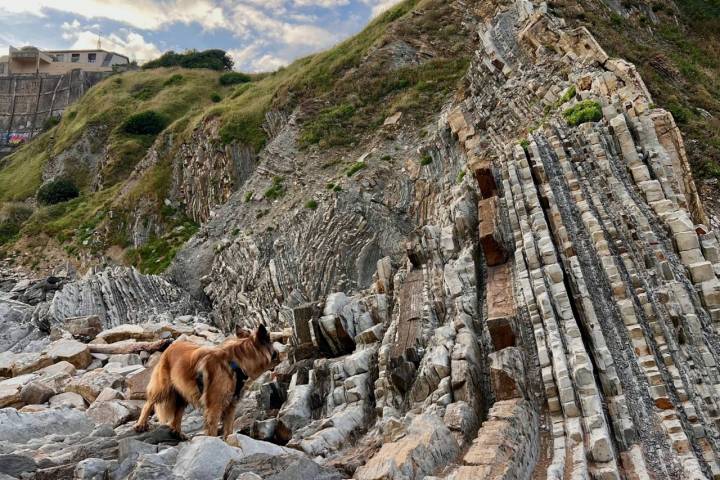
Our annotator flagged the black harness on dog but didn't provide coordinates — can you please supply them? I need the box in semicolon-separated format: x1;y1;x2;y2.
196;361;248;399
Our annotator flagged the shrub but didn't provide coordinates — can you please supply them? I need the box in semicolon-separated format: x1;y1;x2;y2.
420;153;433;166
244;191;254;202
520;139;530;150
36;179;79;205
264;176;285;200
562;100;603;126
143;49;233;71
300;103;356;148
668;103;691;124
558;85;576;105
346;162;367;177
210;92;222;103
305;200;318;210
457;170;466;183
43;116;61;130
0;221;19;245
122;111;168;135
220;72;252;85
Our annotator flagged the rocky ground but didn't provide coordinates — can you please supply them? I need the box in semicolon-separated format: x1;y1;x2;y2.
3;0;720;479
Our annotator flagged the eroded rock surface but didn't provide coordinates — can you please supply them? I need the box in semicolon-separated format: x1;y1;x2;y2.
2;0;720;479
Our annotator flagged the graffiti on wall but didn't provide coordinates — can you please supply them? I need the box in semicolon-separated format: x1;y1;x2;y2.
2;132;33;146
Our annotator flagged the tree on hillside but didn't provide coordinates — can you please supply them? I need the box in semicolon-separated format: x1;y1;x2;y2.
143;49;234;71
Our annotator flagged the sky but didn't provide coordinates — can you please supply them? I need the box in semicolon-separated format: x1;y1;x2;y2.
0;0;402;72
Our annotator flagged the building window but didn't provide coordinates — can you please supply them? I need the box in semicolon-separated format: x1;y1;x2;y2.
88;53;96;63
71;53;80;63
0;64;5;75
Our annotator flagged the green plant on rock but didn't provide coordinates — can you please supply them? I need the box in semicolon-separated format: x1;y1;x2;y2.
305;199;318;210
244;191;254;202
457;170;466;183
37;179;80;205
562;100;603;126
558;85;576;105
420;153;433;166
346;162;367;177
264;176;285;200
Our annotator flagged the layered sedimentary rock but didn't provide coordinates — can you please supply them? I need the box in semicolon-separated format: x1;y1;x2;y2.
168;1;720;478
3;0;720;479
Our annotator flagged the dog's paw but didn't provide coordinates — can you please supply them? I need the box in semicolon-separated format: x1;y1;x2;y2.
133;422;149;433
170;430;188;441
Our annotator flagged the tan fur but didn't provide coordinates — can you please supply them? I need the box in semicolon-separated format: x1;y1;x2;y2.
134;325;275;439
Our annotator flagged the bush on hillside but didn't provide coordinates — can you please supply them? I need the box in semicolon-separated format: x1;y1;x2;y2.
122;111;168;135
562;100;603;127
219;72;252;85
37;179;79;205
143;49;233;71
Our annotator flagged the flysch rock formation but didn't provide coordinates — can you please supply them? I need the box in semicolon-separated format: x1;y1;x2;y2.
2;0;720;479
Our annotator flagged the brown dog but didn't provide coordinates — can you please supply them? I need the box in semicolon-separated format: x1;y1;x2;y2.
134;324;277;439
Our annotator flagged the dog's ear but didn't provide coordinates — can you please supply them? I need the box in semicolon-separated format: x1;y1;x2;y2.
254;324;271;345
235;325;251;338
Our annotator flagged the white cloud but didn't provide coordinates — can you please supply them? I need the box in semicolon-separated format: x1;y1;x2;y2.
60;21;161;63
0;0;230;31
293;0;350;7
362;0;401;17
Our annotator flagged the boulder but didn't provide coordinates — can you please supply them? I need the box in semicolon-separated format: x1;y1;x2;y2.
173;436;244;480
62;315;103;340
11;352;53;376
97;324;154;344
0;454;37;477
0;407;95;443
125;367;153;400
74;458;109;480
355;414;460;480
96;387;124;402
48;391;86;409
20;380;56;405
225;453;344;480
66;369;124;403
45;339;92;369
86;400;138;427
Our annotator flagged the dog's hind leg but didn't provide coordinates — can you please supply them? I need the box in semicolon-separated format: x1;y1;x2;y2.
134;365;171;432
169;393;188;440
134;396;157;433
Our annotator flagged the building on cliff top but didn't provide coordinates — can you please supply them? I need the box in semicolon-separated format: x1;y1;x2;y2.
0;45;130;76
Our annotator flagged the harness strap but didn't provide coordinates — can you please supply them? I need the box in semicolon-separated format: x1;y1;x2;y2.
196;361;248;399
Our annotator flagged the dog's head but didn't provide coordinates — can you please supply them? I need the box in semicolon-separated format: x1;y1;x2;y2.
231;323;278;378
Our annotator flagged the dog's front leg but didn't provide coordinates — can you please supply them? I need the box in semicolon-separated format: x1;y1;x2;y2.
221;401;238;440
203;404;222;436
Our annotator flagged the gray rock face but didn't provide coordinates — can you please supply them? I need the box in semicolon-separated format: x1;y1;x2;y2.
0;453;37;477
0;408;95;443
48;267;204;328
172;436;244;480
225;453;344;480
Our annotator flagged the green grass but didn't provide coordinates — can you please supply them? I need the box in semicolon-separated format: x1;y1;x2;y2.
457;170;466;183
346;162;367;177
0;133;50;202
264;176;286;200
556;0;720;179
305;199;318;210
125;219;199;274
563;100;603;126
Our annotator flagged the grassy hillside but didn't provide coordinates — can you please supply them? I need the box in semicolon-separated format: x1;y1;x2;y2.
0;0;473;273
552;0;720;182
